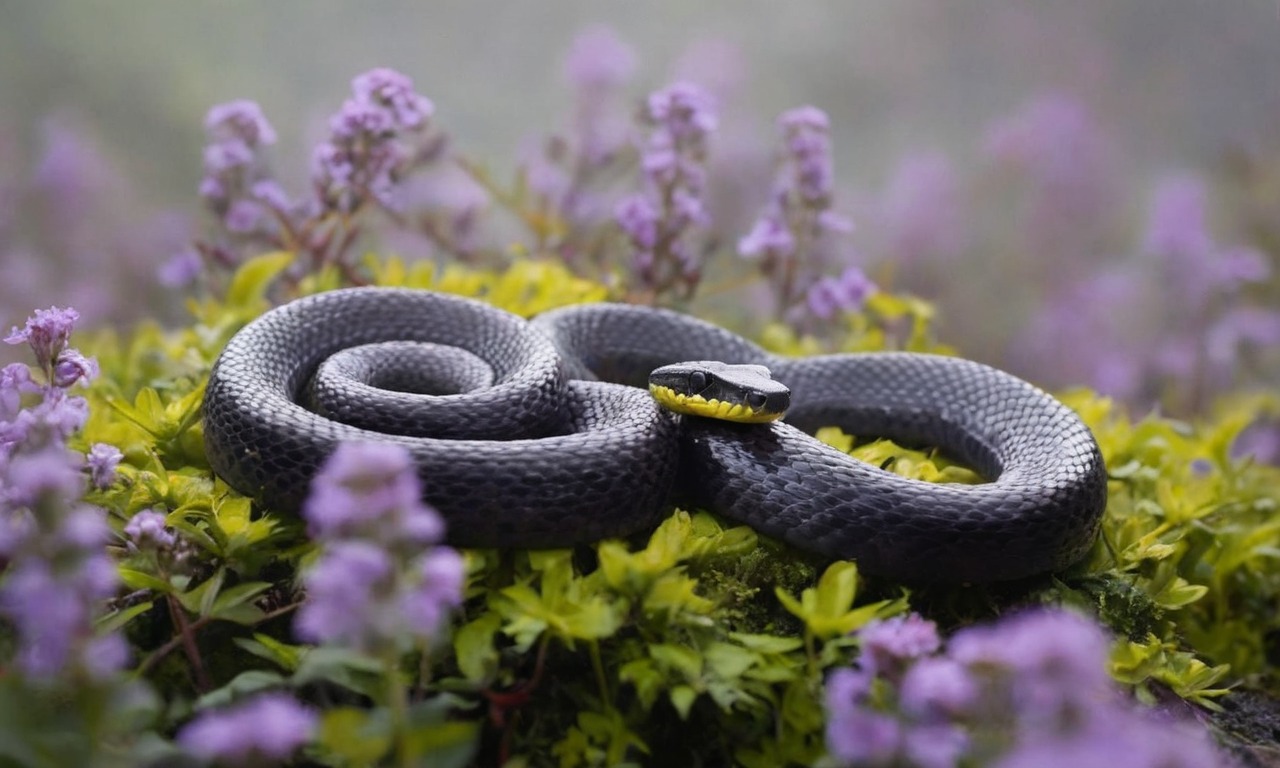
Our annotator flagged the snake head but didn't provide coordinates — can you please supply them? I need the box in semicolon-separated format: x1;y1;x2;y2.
648;361;791;423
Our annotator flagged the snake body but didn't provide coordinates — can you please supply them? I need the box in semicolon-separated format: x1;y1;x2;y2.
203;287;1107;583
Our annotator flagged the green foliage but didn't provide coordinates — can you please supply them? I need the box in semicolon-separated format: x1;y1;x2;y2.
22;252;1277;765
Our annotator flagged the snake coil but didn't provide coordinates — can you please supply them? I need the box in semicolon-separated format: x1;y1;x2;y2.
203;287;1107;583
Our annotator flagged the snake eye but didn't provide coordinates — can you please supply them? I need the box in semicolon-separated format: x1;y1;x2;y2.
688;370;709;394
745;391;768;411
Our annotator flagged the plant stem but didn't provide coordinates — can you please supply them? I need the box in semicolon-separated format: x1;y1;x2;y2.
384;648;412;768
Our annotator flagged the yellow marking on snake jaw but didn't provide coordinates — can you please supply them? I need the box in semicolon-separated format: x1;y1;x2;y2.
649;384;783;423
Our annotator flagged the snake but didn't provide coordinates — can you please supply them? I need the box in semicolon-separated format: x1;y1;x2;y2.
202;287;1107;584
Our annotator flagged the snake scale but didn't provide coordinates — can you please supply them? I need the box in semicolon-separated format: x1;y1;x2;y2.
202;287;1107;583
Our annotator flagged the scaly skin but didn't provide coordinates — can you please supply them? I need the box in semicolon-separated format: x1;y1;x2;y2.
203;288;1107;583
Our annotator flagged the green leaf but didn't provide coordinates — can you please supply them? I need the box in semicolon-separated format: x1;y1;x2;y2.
176;567;226;616
317;707;391;766
225;250;294;310
453;612;502;683
194;670;287;709
96;600;156;634
116;568;173;595
292;647;385;700
234;634;307;672
208;581;271;624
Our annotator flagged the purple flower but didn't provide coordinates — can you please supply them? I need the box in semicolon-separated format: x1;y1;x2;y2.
400;547;466;637
302;441;442;546
224;199;263;234
564;25;636;91
899;656;978;721
295;540;393;647
779;106;835;205
616;82;718;295
204;100;277;148
158;248;203;288
950;609;1112;727
646;82;718;140
351;68;434;130
51;348;98;389
124;509;176;551
1143;175;1212;261
313;68;434;215
296;441;462;651
5;306;80;372
737;213;796;261
178;693;316;765
615;195;660;252
983;93;1115;258
878;151;965;264
1;362;36;420
4;446;86;508
825;661;909;762
807;267;876;320
902;723;969;768
857;613;942;681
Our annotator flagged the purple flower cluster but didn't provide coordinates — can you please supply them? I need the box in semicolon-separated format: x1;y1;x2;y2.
198;100;288;240
875;151;965;267
1016;171;1279;413
313;68;436;215
295;441;464;652
807;267;877;321
824;610;1226;768
739;106;854;317
983;93;1116;261
1;306;125;680
563;24;635;164
178;692;316;765
615;81;717;298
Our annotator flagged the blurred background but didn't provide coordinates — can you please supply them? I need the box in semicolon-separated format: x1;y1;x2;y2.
1;1;1278;438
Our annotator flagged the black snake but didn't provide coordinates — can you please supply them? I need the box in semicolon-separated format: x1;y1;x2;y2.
202;287;1107;583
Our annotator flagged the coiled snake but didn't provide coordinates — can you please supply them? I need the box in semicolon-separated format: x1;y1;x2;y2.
202;287;1107;583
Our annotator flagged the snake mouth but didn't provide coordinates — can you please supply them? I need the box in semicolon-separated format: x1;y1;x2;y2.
648;361;791;423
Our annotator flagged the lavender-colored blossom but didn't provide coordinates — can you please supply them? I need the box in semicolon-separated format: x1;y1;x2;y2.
1;362;35;420
178;693;316;765
615;195;660;252
824;665;901;765
740;105;855;316
297;441;463;652
85;443;123;490
313;68;434;214
302;441;442;546
857;613;942;682
647;82;719;140
950;609;1114;728
899;656;977;721
993;713;1225;768
352;68;435;130
295;540;393;646
983;93;1115;259
1142;175;1212;261
51;348;98;389
205;100;277;148
4;446;86;507
616;81;717;295
158;248;203;288
400;547;466;637
0;516;118;679
5;306;80;373
878;151;965;265
124;509;176;552
737;213;795;261
564;25;636;91
806;267;876;320
779;106;835;205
